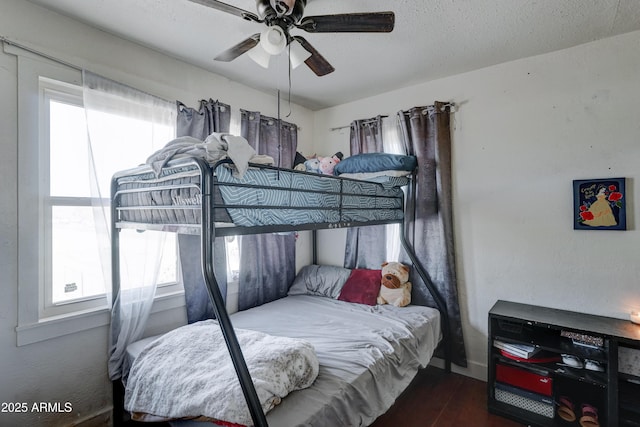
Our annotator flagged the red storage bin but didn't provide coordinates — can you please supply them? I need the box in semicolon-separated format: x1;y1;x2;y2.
496;363;553;396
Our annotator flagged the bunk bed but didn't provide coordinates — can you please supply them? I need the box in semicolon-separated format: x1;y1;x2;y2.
110;156;452;427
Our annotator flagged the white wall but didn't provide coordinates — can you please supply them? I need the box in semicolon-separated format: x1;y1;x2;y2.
313;30;640;379
2;0;640;424
0;1;314;426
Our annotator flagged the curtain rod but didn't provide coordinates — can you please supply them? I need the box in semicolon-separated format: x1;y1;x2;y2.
329;103;456;131
330;115;389;132
1;35;82;71
2;35;173;105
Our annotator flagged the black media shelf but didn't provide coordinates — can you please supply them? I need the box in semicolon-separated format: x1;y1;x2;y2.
488;300;640;427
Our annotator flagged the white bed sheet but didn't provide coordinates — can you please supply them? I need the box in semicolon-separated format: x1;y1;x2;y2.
126;295;441;427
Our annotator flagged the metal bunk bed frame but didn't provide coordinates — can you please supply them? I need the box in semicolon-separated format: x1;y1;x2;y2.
110;157;451;427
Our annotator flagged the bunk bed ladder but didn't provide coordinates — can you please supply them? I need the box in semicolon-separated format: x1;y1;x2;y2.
200;161;269;427
400;224;452;373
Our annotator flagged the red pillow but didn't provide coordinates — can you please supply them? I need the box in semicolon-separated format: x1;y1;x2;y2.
337;269;382;305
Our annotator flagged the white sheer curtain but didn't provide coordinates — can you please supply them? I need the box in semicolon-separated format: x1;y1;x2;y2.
382;116;404;262
82;71;176;380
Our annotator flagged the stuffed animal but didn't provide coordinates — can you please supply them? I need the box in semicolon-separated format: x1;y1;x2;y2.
292;151;307;171
303;158;321;173
317;152;343;175
302;152;343;175
377;261;412;307
317;156;338;175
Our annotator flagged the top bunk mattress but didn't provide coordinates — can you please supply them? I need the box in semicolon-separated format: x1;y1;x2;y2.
112;159;409;233
127;295;441;427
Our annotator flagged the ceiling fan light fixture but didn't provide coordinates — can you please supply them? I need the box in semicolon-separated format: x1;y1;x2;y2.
201;0;393;76
247;44;271;68
260;26;287;55
289;39;311;69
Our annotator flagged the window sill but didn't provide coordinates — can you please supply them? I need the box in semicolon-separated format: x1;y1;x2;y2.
15;291;185;347
16;306;110;347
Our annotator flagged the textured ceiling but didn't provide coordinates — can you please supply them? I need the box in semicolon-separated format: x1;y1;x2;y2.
25;0;640;110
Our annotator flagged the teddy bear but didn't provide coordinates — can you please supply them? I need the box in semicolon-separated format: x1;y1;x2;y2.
377;261;412;307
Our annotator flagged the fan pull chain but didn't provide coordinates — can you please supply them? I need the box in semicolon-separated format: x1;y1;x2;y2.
277;88;281;179
286;43;292;118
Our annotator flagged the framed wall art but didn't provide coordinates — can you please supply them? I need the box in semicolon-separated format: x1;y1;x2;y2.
573;177;626;230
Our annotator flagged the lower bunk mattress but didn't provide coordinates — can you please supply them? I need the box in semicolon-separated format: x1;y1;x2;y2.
125;295;441;427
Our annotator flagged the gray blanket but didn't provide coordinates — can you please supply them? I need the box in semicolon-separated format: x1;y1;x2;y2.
165;295;441;427
146;133;273;178
125;320;319;425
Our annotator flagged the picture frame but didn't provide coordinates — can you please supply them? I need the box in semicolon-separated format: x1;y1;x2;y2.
573;178;626;230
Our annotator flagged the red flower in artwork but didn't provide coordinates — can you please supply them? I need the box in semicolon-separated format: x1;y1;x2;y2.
608;192;623;202
609;185;617;191
580;205;587;212
580;211;594;221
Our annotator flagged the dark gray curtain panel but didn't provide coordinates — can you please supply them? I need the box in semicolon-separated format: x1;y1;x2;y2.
177;99;230;140
344;115;388;269
176;99;230;323
349;115;384;155
398;102;467;367
238;109;298;311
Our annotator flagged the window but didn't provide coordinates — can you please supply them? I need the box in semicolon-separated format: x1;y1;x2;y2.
227;112;243;285
41;80;178;317
13;48;180;345
225;236;240;282
46;91;105;308
382;117;404;262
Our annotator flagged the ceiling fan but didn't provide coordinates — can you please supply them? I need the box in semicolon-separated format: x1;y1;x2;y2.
187;0;395;76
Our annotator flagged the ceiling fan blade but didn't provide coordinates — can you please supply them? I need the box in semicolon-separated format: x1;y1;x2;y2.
293;36;335;76
187;0;262;22
215;34;261;61
296;12;395;33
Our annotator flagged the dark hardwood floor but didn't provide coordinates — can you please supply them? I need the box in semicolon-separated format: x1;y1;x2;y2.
370;366;524;427
123;366;523;427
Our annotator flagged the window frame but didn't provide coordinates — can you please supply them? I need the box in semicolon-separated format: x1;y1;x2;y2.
40;78;109;317
13;46;183;346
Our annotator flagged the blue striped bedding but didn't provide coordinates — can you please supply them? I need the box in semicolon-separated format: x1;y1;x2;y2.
114;161;408;228
214;165;407;226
